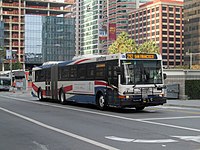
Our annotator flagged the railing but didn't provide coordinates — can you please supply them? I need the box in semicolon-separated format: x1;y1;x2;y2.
2;2;24;7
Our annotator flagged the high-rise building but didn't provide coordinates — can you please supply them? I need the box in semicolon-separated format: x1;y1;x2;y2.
25;15;75;66
0;0;73;69
75;0;105;55
0;21;4;49
100;0;137;53
184;0;200;66
76;0;148;56
128;0;184;68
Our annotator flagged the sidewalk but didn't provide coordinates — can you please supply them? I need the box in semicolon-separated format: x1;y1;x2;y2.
166;99;200;108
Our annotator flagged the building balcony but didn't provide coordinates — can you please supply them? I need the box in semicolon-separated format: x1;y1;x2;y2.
25;5;48;10
3;11;24;16
2;2;24;8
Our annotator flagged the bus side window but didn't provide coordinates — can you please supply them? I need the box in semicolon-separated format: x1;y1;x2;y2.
61;66;69;81
45;68;51;81
77;64;86;80
95;63;105;79
40;70;45;82
86;64;95;80
69;66;77;80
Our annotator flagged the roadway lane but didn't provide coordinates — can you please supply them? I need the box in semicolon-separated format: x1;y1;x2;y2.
1;92;200;150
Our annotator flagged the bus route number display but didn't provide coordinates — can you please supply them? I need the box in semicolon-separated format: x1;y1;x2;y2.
126;53;156;59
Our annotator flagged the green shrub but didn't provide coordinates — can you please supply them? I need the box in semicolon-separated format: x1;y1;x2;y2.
185;80;200;99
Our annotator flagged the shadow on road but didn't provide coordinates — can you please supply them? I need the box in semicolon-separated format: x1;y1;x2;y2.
37;98;158;114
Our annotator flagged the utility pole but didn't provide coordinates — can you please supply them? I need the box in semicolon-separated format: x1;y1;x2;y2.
189;52;192;69
9;16;12;87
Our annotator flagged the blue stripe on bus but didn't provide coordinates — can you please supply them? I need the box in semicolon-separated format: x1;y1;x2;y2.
67;94;96;104
66;86;107;105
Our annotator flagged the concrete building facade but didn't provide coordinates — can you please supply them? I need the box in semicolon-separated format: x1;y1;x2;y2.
0;0;73;69
128;0;184;68
184;0;200;66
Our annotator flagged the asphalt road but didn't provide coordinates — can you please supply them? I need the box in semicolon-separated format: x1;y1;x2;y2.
1;91;200;150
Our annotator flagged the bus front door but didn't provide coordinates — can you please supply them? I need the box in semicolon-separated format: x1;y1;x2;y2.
51;65;58;100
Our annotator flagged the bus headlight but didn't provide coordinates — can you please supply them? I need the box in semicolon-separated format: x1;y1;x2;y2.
159;93;164;97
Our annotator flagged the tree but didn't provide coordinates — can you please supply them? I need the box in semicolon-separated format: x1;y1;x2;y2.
108;32;160;54
0;47;6;60
12;61;22;70
108;32;137;54
138;40;160;54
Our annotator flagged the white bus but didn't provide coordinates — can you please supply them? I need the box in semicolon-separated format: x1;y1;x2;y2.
0;76;11;91
32;53;167;110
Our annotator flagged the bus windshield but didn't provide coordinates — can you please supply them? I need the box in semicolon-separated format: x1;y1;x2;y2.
121;60;163;85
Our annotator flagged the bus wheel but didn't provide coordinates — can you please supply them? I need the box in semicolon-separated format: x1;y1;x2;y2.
97;94;107;110
60;90;66;104
38;89;43;101
135;106;145;111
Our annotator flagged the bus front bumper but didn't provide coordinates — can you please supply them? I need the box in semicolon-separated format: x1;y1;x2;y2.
120;97;167;108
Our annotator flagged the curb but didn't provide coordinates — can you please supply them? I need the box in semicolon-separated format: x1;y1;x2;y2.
165;104;200;109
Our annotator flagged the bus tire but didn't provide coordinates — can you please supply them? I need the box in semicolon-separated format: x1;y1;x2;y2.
96;93;107;110
135;106;145;111
38;88;43;101
59;90;66;104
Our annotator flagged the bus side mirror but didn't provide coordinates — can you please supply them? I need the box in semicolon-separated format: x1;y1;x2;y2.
116;66;122;75
163;73;167;80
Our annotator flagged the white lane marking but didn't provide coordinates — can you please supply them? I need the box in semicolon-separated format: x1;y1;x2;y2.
2;95;200;133
0;107;119;150
105;136;134;142
32;141;49;150
133;139;177;143
156;106;200;111
105;136;177;143
172;135;200;143
139;120;200;132
140;116;200;121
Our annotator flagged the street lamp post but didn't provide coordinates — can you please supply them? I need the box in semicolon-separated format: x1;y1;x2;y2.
189;52;192;69
9;16;13;88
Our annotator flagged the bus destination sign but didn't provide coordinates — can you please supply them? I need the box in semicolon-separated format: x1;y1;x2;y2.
126;53;156;59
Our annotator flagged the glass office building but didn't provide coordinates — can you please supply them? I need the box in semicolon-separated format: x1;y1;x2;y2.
0;21;4;50
25;15;75;64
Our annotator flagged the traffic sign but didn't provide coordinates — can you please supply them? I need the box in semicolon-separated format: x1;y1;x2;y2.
6;49;12;60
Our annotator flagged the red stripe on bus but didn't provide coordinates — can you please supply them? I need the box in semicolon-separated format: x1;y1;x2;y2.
75;58;91;64
64;85;73;92
32;82;38;92
95;81;108;86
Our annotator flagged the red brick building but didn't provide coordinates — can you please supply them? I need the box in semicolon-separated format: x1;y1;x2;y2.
128;0;184;68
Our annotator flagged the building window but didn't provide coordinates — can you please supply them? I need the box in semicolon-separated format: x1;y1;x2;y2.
169;43;174;47
169;14;174;17
176;14;180;18
162;13;167;17
162;19;167;23
162;6;167;11
175;8;180;12
169;7;173;11
162;55;167;59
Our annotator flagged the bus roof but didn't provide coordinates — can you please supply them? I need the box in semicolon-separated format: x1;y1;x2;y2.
32;53;162;70
0;76;11;80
